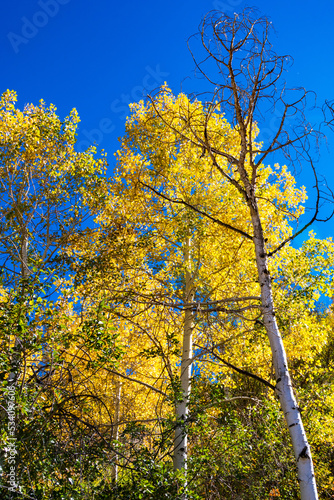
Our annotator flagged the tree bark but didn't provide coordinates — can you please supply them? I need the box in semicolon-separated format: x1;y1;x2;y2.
111;379;122;482
8;231;29;388
173;237;194;474
250;200;318;499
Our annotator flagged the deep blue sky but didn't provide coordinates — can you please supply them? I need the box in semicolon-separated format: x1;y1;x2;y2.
1;0;334;239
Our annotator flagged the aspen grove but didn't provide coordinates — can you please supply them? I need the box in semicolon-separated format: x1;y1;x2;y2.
1;9;334;500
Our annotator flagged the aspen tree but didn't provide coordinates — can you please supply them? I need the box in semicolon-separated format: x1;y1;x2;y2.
104;86;313;498
140;9;332;499
173;236;194;473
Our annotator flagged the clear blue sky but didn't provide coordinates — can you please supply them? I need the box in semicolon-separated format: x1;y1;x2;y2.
1;0;334;239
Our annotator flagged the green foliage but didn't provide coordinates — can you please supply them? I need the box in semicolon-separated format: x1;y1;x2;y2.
1;86;334;500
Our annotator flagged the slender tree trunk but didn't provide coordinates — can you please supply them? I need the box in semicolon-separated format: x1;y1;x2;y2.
8;232;29;388
173;237;194;473
111;379;122;482
250;202;318;500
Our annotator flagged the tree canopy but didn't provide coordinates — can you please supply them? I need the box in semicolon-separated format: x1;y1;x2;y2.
1;9;334;500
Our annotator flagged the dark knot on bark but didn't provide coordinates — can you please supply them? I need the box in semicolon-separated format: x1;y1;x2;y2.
298;446;310;460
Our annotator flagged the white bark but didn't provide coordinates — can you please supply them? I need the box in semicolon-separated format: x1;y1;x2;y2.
173;237;194;473
251;203;318;500
8;232;29;388
20;230;29;278
111;379;122;482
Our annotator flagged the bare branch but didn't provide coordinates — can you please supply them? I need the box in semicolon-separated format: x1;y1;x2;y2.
194;343;275;391
139;181;253;240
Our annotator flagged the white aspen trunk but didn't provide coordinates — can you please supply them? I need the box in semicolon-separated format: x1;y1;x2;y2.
173;237;194;473
8;231;29;387
20;230;29;278
111;379;122;482
250;204;318;500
